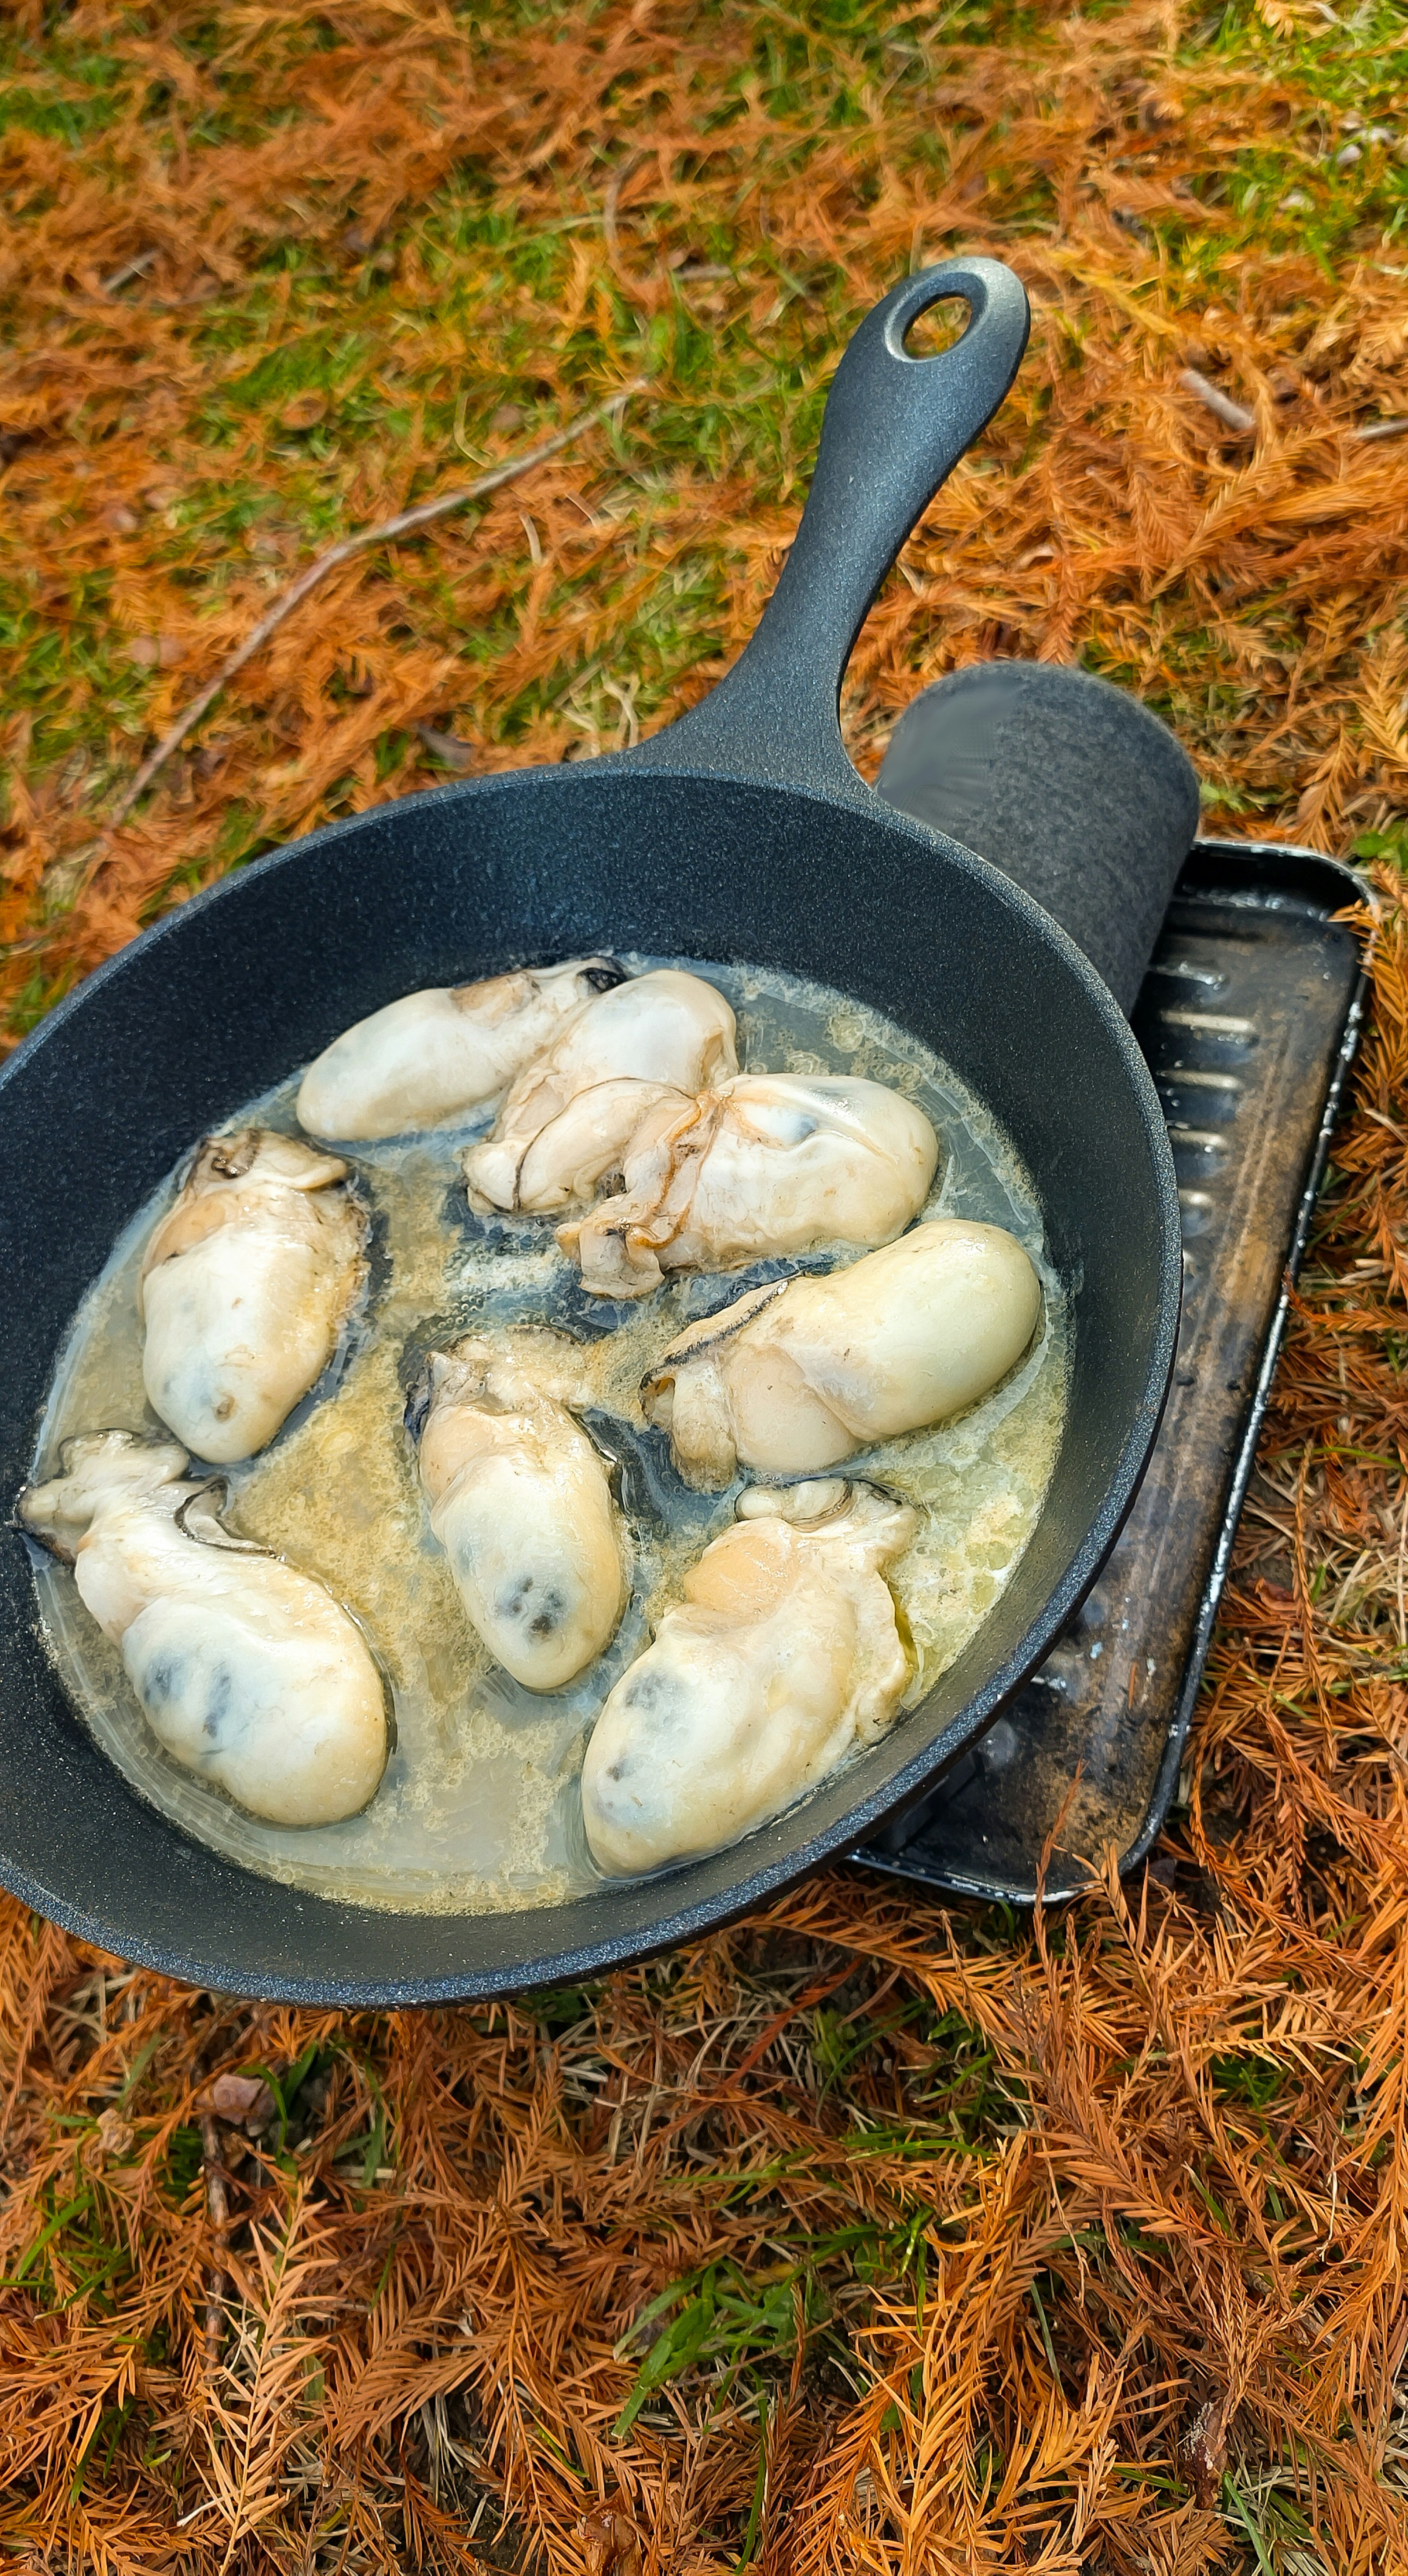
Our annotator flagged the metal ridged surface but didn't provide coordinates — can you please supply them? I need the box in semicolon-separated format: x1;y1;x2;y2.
859;839;1368;1906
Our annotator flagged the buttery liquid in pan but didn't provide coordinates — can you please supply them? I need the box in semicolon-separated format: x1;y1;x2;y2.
29;959;1070;1914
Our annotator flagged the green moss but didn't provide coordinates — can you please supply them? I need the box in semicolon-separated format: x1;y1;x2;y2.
3;0;1404;1023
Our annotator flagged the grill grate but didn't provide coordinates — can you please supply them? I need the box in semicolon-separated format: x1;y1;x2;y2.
858;838;1368;1906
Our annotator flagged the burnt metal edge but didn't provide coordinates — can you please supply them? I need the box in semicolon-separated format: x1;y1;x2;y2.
853;835;1374;1910
1114;841;1372;1888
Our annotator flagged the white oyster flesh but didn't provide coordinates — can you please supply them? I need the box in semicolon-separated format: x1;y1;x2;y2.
462;967;738;1212
559;1072;939;1299
644;1218;1043;1487
581;1479;916;1875
296;955;621;1141
139;1130;366;1465
17;1432;388;1826
410;1330;626;1692
514;1077;694;1214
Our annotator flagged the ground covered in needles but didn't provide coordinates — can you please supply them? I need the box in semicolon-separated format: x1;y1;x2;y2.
2;0;1408;2568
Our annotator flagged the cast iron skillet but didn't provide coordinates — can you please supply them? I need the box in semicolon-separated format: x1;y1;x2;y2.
0;259;1180;2003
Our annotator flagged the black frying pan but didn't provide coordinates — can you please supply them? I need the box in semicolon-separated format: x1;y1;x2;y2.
0;260;1180;2003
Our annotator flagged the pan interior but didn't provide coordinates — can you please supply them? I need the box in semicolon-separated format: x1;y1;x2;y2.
0;767;1175;1998
29;954;1068;1913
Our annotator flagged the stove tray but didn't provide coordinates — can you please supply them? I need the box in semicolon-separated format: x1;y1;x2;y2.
857;838;1368;1906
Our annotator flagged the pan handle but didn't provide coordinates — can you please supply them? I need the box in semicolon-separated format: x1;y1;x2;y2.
619;257;1030;797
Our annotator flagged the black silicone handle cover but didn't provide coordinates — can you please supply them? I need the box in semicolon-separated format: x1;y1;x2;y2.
876;660;1202;1013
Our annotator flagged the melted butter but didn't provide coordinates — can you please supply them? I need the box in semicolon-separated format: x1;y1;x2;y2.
29;956;1067;1911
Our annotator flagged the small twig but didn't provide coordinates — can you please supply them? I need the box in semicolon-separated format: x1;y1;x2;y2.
102;247;158;294
1180;367;1255;434
415;723;476;770
200;2110;230;2367
102;379;646;833
1182;365;1408;446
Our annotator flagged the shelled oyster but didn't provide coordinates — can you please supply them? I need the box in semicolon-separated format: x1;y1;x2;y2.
644;1219;1042;1487
463;967;737;1212
559;1072;939;1298
18;1433;389;1826
510;1076;695;1214
407;1330;626;1692
581;1479;916;1875
140;1129;366;1465
297;956;624;1141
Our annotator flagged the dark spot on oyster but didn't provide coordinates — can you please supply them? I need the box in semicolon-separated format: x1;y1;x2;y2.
142;1651;182;1709
202;1660;235;1740
196;1131;259;1184
496;1570;566;1638
623;1669;668;1712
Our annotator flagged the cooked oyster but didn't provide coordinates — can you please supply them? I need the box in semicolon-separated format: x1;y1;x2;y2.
17;1433;389;1826
407;1330;626;1692
559;1073;939;1299
581;1479;916;1875
643;1219;1043;1487
140;1130;366;1466
297;956;623;1141
514;1077;694;1214
463;967;738;1212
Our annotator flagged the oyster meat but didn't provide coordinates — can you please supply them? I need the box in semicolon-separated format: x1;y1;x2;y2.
559;1073;939;1298
513;1076;695;1214
297;956;623;1141
581;1479;916;1875
644;1218;1043;1487
407;1330;626;1691
18;1433;389;1826
463;967;738;1212
140;1130;366;1465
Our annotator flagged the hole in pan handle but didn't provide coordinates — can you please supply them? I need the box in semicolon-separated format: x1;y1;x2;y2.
619;256;1031;799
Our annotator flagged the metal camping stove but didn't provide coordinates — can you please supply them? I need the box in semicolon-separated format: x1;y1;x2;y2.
858;836;1369;1906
